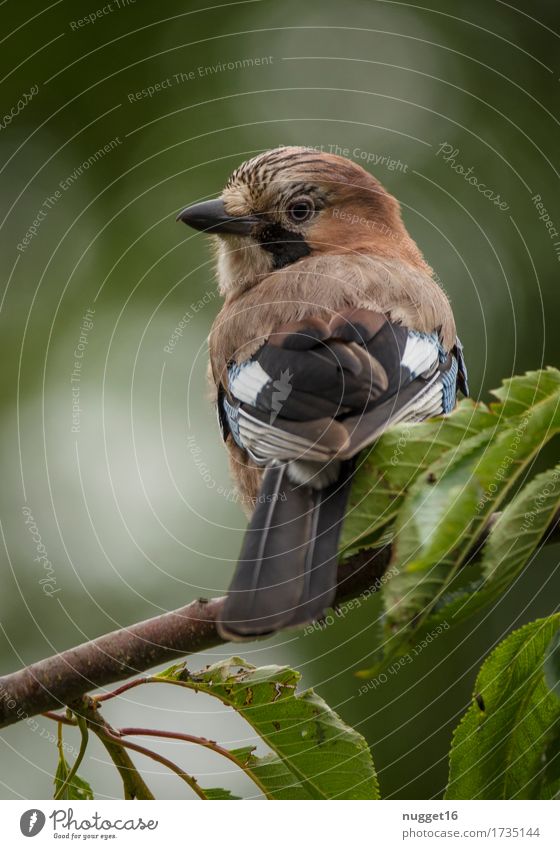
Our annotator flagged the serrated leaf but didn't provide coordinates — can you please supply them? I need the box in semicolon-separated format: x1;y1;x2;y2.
481;465;560;585
446;616;560;799
490;367;560;417
382;372;560;644
340;399;497;555
201;787;241;800
419;464;560;633
239;751;312;799
158;658;379;800
227;744;310;798
343;369;560;560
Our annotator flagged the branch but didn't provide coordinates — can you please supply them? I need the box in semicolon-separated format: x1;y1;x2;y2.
0;509;558;730
0;545;391;729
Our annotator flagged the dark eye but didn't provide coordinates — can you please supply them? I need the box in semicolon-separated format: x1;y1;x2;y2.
287;198;314;223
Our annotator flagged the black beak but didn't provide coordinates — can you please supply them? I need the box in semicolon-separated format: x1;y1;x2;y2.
176;198;259;235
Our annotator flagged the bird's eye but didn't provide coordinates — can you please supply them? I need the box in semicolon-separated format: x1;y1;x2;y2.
287;198;314;223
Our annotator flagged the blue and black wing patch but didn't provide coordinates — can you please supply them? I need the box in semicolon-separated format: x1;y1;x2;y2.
217;309;466;463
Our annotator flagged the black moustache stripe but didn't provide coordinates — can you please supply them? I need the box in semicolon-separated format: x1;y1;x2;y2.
257;224;311;268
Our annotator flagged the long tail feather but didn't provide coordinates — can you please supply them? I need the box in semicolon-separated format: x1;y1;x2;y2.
217;462;353;641
285;461;354;627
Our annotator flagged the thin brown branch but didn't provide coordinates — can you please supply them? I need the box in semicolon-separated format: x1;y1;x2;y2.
0;593;225;731
0;544;391;729
95;678;151;702
0;508;557;731
102;730;206;800
75;700;206;799
118;726;269;797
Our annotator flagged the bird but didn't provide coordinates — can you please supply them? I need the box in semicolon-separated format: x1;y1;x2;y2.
177;145;468;641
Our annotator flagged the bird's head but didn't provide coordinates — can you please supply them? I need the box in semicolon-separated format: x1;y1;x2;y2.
178;146;428;295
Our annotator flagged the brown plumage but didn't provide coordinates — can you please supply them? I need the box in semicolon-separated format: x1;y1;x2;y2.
178;146;464;640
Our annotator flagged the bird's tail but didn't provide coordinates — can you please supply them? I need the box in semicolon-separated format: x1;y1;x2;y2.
217;461;354;641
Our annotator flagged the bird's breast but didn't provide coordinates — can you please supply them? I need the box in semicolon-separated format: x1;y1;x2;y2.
209;254;456;382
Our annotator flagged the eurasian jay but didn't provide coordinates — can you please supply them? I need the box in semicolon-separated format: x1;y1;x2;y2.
177;146;467;641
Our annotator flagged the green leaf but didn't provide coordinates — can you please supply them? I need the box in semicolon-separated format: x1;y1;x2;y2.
491;368;560;417
340;398;497;555
230;747;311;799
482;465;560;586
446;615;560;799
201;787;241;800
544;630;560;700
158;657;379;800
54;751;94;800
382;371;560;642
420;464;560;632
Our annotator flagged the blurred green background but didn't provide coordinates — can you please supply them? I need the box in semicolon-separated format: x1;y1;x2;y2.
0;0;559;799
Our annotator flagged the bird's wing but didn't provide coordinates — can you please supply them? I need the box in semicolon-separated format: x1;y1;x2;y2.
218;309;467;464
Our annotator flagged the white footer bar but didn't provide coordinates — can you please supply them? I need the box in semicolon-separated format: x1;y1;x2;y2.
3;799;558;848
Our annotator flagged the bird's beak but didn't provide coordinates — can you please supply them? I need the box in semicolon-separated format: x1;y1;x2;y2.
176;198;259;235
